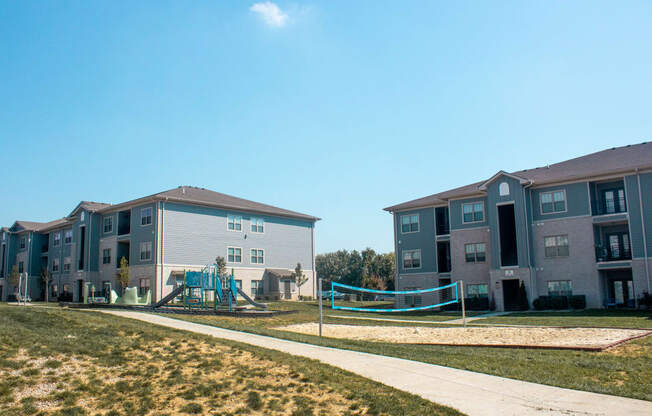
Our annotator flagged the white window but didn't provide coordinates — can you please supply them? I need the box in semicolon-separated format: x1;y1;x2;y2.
499;182;510;196
52;258;59;272
544;235;569;257
103;216;113;233
227;215;242;231
235;279;242;290
547;280;572;296
63;257;71;272
53;232;61;247
140;242;152;261
540;190;566;214
251;280;263;297
251;249;264;264
462;202;484;223
467;284;488;298
402;249;421;269
465;243;486;263
141;207;153;226
227;247;242;263
102;248;111;265
80;212;85;222
400;214;419;233
64;230;73;245
139;278;151;296
19;237;26;249
251;217;264;233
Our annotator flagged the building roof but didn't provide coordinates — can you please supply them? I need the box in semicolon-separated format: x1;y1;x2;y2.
265;268;295;279
100;186;320;221
385;142;652;212
10;218;72;233
68;201;111;217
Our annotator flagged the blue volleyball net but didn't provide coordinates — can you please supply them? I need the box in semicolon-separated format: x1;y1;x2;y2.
330;281;460;312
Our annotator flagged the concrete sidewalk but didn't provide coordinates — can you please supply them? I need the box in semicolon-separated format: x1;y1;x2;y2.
98;310;652;416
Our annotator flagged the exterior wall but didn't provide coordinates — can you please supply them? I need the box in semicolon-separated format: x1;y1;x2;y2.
489;267;533;312
449;227;491;286
531;182;591;221
394;207;436;275
632;259;651;300
449;197;488;230
531;216;601;308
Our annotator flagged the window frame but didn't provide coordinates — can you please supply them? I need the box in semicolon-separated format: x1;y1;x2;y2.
464;243;487;263
103;216;113;234
547;280;572;296
140;207;153;226
139;241;152;261
227;246;242;263
467;283;489;298
462;202;485;224
250;217;264;233
102;248;112;265
227;215;243;232
400;214;420;234
539;189;567;215
19;237;26;249
251;279;263;297
63;257;71;272
250;248;264;265
544;235;569;258
64;230;73;245
52;258;60;272
139;278;151;296
402;249;422;270
53;232;61;247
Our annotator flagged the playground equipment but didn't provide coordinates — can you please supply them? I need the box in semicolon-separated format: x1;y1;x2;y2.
156;264;266;312
83;281;151;306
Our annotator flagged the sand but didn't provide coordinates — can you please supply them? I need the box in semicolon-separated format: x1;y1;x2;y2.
276;323;651;349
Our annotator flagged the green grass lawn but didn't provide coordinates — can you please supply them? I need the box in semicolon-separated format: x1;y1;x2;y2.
478;309;652;328
153;301;652;401
0;305;461;416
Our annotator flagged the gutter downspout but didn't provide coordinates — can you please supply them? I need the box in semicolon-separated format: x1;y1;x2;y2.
311;222;315;298
636;170;651;293
159;200;166;302
26;232;32;299
522;183;535;304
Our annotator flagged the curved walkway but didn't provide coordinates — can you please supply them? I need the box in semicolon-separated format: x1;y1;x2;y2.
98;310;652;416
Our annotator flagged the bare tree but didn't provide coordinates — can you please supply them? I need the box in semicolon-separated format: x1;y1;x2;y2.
293;263;309;300
118;257;130;294
41;267;52;303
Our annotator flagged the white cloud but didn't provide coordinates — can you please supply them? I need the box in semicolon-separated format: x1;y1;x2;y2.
250;2;289;28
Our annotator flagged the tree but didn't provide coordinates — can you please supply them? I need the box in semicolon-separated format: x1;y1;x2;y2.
118;257;130;294
293;262;309;300
215;256;226;277
517;281;529;311
8;265;19;288
41;267;51;303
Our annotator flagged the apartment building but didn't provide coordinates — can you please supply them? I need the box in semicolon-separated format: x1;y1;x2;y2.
384;143;652;311
0;187;319;303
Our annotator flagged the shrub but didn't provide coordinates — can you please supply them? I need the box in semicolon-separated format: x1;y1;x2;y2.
569;295;586;309
246;391;263;410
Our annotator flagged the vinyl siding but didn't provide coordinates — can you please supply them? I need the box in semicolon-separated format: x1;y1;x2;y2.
394;208;436;274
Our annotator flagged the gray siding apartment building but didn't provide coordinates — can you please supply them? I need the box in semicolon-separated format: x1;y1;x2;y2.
385;143;652;311
0;187;319;303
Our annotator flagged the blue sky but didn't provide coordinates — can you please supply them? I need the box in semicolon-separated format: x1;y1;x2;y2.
1;1;651;254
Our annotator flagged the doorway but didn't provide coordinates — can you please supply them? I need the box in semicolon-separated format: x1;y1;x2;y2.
498;204;518;267
437;242;451;273
76;279;84;303
283;280;292;299
502;279;520;311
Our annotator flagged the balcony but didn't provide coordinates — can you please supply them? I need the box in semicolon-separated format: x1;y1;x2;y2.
595;245;632;262
594;194;627;216
594;222;631;264
591;181;627;216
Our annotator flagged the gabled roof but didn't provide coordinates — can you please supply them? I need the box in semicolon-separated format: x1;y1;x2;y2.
384;142;652;212
99;186;320;221
478;171;530;190
68;201;111;217
9;218;71;233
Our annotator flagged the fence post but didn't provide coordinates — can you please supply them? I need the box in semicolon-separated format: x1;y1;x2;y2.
318;278;323;337
460;280;466;327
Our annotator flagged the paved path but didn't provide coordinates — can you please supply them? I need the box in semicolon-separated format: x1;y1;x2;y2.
97;310;652;416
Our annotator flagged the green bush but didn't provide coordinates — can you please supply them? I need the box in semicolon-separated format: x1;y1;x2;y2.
569;295;586;310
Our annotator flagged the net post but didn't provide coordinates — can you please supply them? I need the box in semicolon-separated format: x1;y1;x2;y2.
460;280;466;327
318;278;323;337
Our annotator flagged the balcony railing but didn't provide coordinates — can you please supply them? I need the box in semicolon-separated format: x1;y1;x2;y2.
594;196;627;215
595;245;632;262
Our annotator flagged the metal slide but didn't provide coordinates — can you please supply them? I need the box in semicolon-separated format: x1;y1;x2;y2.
153;284;185;308
236;287;267;310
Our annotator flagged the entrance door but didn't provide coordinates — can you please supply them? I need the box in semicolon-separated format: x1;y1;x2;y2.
607;233;631;260
76;280;84;303
609;280;633;307
283;281;291;299
502;279;520;311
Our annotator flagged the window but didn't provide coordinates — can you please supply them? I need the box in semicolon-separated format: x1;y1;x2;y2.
402;250;421;269
462;202;484;223
140;242;152;261
465;243;486;263
400;214;419;233
53;232;61;247
251;217;264;233
51;284;58;298
540;190;566;214
18;261;24;274
544;235;569;257
499;182;510;196
547;280;572;296
467;284;488;298
251;280;263;297
103;216;113;233
139;278;151;296
63;284;71;295
19;237;26;249
227;247;242;263
403;287;422;306
141;207;153;226
235;280;242;290
251;249;264;264
102;281;111;297
63;258;71;272
64;230;73;244
102;249;111;265
227;215;242;231
52;258;59;272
